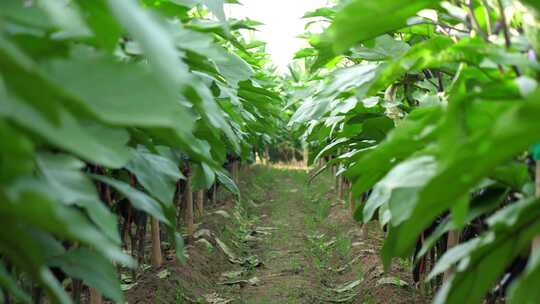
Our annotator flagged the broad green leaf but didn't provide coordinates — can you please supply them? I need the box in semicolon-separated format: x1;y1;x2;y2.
0;222;71;304
0;94;131;168
432;197;540;304
125;147;184;205
202;0;230;34
44;56;195;133
327;0;437;53
382;93;540;268
0;0;53;30
36;153;120;244
508;245;540;304
0;34;65;123
368;36;454;94
348;106;442;198
0;261;31;304
48;248;123;303
74;0;122;50
191;162;216;191
216;170;239;197
363;156;437;225
417;186;507;258
353;35;410;62
303;7;335;19
36;0;91;39
1;187;134;267
0;120;34;183
106;0;191;89
92;175;170;225
214;51;254;88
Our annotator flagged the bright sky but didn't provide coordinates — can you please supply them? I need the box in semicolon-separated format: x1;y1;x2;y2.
227;0;329;72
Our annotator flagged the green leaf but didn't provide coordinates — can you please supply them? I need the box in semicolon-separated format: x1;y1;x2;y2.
508;245;540;304
0;94;131;168
36;0;91;39
1;187;134;267
191;162;215;191
92;175;170;225
125;147;184;205
36;153;121;244
382;93;540;268
348;106;442;198
48;248;123;303
0;0;53;30
352;35;410;62
74;0;122;50
0;261;31;304
202;0;230;34
432;197;540;304
0;120;34;183
105;0;191;89
327;0;437;53
216;170;239;197
0;34;64;123
417;186;507;258
368;36;454;94
44;56;195;133
0;223;72;304
491;162;531;190
362;156;437;225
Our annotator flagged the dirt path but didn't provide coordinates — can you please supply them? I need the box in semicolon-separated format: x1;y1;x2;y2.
224;165;426;304
125;165;426;303
230;166;321;302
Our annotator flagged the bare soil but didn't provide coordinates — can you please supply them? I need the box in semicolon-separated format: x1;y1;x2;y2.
125;165;427;303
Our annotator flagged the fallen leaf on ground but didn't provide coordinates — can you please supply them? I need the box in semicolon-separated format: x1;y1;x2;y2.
215;237;241;263
204;293;233;304
121;282;138;291
333;278;363;293
214;210;231;218
377;276;409;287
220;277;260;286
156;269;170;279
195;238;214;251
194;228;212;239
220;270;244;279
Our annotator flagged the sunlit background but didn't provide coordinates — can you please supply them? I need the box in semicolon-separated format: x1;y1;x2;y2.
227;0;329;72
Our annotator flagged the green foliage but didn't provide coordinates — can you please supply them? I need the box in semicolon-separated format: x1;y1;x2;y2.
290;0;540;303
0;0;284;302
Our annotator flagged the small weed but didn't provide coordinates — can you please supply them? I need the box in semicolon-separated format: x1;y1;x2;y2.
154;288;162;304
175;286;183;304
334;233;352;259
363;294;376;304
397;257;411;270
311;197;331;221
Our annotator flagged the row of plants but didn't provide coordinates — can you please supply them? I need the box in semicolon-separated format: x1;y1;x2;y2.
290;0;540;303
0;0;285;303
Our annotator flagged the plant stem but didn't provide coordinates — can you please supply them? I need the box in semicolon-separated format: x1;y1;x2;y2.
466;0;488;42
497;0;521;76
497;0;511;49
185;166;194;244
89;288;102;304
197;190;204;216
482;0;493;36
151;218;163;268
